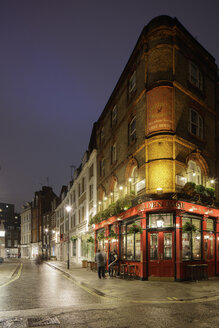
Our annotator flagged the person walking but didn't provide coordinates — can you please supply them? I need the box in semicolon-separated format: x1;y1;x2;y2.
95;249;106;279
108;250;118;277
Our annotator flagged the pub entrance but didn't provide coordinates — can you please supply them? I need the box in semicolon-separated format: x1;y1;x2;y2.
147;230;175;280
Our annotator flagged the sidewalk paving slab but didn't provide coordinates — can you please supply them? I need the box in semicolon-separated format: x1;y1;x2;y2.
46;261;219;303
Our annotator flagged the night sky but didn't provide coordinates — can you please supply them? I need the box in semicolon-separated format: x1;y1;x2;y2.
1;0;219;211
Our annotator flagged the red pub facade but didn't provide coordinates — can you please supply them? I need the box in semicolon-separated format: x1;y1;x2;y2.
95;200;219;281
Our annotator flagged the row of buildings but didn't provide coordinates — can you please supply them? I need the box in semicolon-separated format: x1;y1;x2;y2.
17;15;219;281
0;203;20;258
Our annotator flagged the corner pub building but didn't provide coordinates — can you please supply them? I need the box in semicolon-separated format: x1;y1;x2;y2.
92;16;219;281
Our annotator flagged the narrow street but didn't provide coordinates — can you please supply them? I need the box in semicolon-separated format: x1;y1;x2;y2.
0;260;219;327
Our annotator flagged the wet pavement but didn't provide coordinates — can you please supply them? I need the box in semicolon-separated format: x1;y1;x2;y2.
0;259;219;327
46;260;219;304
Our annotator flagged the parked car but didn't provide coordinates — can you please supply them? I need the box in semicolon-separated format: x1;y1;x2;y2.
0;257;4;263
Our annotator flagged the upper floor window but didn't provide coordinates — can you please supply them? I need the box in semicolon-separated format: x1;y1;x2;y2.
89;164;94;180
189;109;203;139
111;143;117;164
82;177;85;193
128;117;136;144
130;166;138;193
189;61;203;90
100;158;105;177
187;160;202;185
128;71;136;94
111;105;117;126
89;184;93;201
100;127;105;145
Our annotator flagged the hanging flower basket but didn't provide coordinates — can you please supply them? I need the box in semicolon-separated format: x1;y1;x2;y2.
70;235;78;241
182;222;197;233
97;232;105;240
128;223;143;234
108;230;117;239
86;236;94;243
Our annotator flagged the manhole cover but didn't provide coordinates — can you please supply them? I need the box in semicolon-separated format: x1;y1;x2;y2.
27;317;60;327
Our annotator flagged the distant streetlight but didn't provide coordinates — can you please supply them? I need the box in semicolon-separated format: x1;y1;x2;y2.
65;205;72;269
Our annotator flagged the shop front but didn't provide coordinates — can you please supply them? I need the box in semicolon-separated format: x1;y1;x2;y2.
94;200;219;281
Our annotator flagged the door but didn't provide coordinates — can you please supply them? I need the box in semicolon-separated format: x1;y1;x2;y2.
148;231;175;279
204;233;215;277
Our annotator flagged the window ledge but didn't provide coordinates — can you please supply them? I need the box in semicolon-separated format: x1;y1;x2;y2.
187;130;206;144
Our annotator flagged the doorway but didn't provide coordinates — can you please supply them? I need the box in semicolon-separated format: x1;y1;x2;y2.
148;231;175;279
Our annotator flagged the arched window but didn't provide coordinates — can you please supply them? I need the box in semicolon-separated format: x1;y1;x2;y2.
130;166;138;193
187;160;202;185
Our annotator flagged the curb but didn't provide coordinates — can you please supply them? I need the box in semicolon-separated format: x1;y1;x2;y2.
45;262;219;304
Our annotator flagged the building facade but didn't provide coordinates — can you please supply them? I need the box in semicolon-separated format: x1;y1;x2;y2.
92;16;219;280
0;203;20;258
31;186;57;258
55;149;97;265
20;202;32;259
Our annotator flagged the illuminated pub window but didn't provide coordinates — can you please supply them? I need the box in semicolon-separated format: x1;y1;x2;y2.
121;219;141;261
149;213;173;228
109;224;117;252
205;218;215;260
182;217;201;260
97;229;105;251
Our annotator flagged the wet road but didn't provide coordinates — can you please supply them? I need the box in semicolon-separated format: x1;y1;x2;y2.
0;261;219;327
0;261;101;311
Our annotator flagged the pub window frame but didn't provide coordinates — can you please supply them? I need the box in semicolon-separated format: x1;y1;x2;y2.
121;217;141;261
182;216;202;261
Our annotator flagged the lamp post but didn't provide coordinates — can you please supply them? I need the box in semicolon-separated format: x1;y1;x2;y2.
65;205;72;269
45;228;48;260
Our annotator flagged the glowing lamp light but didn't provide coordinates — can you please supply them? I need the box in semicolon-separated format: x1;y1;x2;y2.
110;192;113;196
104;197;107;201
119;186;123;190
192;173;196;177
45;228;48;233
66;205;72;213
98;201;102;205
156;216;164;228
0;231;5;237
128;178;132;182
210;179;215;184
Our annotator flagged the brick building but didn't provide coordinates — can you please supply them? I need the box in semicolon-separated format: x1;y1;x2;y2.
93;16;219;280
31;186;57;258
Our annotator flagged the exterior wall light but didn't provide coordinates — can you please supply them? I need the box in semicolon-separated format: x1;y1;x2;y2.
104;197;107;201
128;178;132;182
210;179;215;184
119;186;123;190
65;206;72;213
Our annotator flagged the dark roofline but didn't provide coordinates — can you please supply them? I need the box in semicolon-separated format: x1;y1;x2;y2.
96;15;216;126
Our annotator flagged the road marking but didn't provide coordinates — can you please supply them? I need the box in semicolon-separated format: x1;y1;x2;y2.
0;263;23;288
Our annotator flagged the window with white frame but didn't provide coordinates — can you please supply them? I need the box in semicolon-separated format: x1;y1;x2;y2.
111;143;117;164
189;61;203;90
189;108;203;139
129;117;136;144
129;71;136;94
187;160;202;185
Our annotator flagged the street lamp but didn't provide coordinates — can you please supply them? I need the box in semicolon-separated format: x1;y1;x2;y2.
45;228;48;260
65;205;72;269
